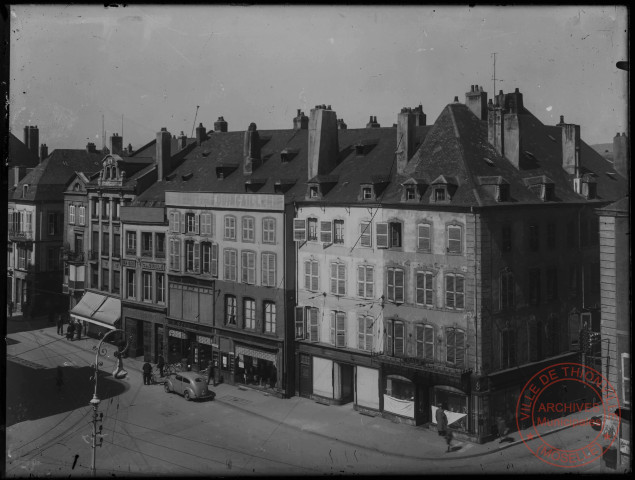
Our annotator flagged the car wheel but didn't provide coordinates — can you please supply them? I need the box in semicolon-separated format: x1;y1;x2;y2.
184;390;191;401
164;383;171;393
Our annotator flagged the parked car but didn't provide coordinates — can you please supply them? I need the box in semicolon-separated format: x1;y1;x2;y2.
590;407;630;431
164;371;215;401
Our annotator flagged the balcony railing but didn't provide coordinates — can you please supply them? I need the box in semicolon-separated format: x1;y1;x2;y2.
9;229;34;242
63;250;85;263
370;351;472;377
68;279;85;290
88;250;99;262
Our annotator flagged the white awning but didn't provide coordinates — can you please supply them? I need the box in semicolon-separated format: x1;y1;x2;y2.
70;292;121;330
235;345;277;367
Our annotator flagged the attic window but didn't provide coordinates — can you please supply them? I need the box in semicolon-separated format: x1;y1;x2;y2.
280;148;299;163
405;186;416;201
362;186;373;200
582;181;597;199
216;169;225;180
434;188;446;202
201;150;211;157
166;173;177;181
22;185;28;198
544;183;555;201
309;186;319;198
355;144;365;155
182;172;193;181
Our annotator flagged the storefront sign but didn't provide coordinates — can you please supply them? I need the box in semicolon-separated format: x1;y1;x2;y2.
122;259;136;268
197;335;213;345
168;319;214;335
166;191;284;211
168;329;186;339
141;261;165;271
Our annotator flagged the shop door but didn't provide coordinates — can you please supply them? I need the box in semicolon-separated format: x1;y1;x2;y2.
136;320;145;358
155;326;164;363
340;364;354;403
299;354;312;398
415;384;430;426
142;321;151;362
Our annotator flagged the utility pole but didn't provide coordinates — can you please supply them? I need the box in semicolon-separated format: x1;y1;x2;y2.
190;105;200;138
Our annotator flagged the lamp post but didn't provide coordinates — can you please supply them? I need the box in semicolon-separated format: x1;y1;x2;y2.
90;329;131;477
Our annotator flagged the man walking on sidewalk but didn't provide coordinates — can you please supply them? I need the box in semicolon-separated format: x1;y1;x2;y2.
56;314;64;335
436;404;453;452
142;362;152;385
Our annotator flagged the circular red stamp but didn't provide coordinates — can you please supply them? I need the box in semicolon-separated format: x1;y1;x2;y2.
515;362;621;468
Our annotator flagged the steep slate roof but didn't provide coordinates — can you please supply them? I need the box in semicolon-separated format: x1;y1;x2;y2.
10;149;104;202
132;135;197;160
133;126;430;207
8;133;40;167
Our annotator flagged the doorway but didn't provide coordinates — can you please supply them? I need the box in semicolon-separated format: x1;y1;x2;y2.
299;354;312;398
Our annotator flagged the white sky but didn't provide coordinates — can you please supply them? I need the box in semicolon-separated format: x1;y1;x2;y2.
9;5;628;151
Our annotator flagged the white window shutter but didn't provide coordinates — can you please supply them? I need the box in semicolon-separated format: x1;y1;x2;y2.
195;214;200;234
309;308;319;341
320;221;333;243
294;219;306;242
376;222;389;248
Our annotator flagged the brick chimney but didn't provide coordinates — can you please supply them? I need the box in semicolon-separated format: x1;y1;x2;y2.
366;116;380;128
308;105;339;180
178;131;188;150
214;116;228;133
156;128;172;180
396;107;416;174
39;144;48;162
488;99;504;156
294;110;309;130
612;132;629;179
465;84;488;120
24;125;39;155
243;123;261;175
110;133;123;156
195;123;207;146
86;142;97;154
561;123;580;176
413;105;427;126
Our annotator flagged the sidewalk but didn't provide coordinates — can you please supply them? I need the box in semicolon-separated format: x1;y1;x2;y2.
23;321;608;463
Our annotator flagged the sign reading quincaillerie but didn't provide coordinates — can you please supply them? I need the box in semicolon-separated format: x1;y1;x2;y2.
166;191;284;211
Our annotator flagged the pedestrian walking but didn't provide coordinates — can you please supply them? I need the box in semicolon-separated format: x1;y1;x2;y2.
66;320;75;341
206;360;214;386
497;415;510;443
142;362;152;385
56;314;64;335
75;321;82;340
436;404;452;452
157;352;165;377
8;301;14;318
22;300;29;319
55;366;64;391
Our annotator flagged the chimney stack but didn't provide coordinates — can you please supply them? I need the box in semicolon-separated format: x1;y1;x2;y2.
413;104;427;126
465;84;488;120
214;116;228;133
308;105;339;180
488;101;504;156
86;142;97;154
612;132;629;179
366;116;380;128
561;123;580;176
243;123;261;175
39;144;48;162
337;118;347;130
24;125;39;155
293;110;309;130
110;133;123;156
503;111;521;168
196;123;207;146
178;131;188;150
156;128;172;180
396;108;416;174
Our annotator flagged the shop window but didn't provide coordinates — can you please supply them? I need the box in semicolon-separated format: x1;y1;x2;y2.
357;265;374;299
501;327;516;369
242;216;255;242
386;375;414;401
500;271;514;310
330;262;346;295
126;269;136;299
415;271;433;306
433;386;468;432
334;219;345;244
357;315;374;351
262;217;276;244
360;221;372;247
156;274;165;304
416;324;434;360
224;215;236;240
225;295;237;325
447;225;462;254
241;250;256;284
200;213;213;236
223;248;237;281
417;223;431;252
445;274;464;309
387;267;405;303
142;232;153;257
169;238;180;271
142;271;152;301
264;301;276;333
69;205;76;224
304;260;319;292
446;328;466;368
244;298;256;329
528;268;541;305
501;225;512;252
330;311;346;347
261;252;276;287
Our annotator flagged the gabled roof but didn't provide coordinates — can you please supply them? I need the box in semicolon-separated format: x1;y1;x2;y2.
10;149;104;202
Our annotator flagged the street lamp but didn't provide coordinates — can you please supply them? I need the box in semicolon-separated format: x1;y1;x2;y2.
90;329;131;477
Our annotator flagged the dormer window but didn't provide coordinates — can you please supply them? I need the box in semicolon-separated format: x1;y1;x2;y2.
22;185;28;198
525;176;555;202
434;188;446;202
406;186;416;201
355;144;365;155
309;186;319;198
217;170;224;179
362;187;373;199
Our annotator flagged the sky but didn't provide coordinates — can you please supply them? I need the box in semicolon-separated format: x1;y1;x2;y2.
9;5;628;152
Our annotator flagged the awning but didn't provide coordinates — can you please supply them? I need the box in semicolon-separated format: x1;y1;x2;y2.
235;345;277;367
70;292;121;330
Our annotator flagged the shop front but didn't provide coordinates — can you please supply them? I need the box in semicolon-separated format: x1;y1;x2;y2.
235;344;278;390
165;320;217;372
70;291;121;338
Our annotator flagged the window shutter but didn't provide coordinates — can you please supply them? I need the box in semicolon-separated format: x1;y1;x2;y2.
304;261;311;290
394;322;404;355
395;269;404;303
376;222;389;248
195;214;200;234
320;221;333;243
358;316;365;350
330;311;336;345
357;266;365;297
294;219;306;242
386;321;393;356
425;273;433;306
336;312;346;347
224;250;230;280
416;273;424;304
211;243;218;277
447;328;456;364
446;275;454;308
309;308;319;341
366;266;374;298
295;306;305;339
179;212;185;233
311;261;319;291
241;252;248;283
194;242;200;272
415;325;423;358
387;269;394;301
424;325;434;360
330;263;337;294
338;264;346;295
456;275;465;309
456;330;465;368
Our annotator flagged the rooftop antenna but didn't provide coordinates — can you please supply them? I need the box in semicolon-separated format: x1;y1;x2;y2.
190;105;200;138
121;114;124;140
101;114;105;150
491;52;503;96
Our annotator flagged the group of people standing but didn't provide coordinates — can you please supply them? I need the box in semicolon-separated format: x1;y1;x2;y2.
56;314;82;341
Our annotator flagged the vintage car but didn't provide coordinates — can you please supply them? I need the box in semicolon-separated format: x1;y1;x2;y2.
164;371;215;401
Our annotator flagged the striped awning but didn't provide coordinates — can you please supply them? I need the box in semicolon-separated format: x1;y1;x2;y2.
235;345;277;367
70;292;120;330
